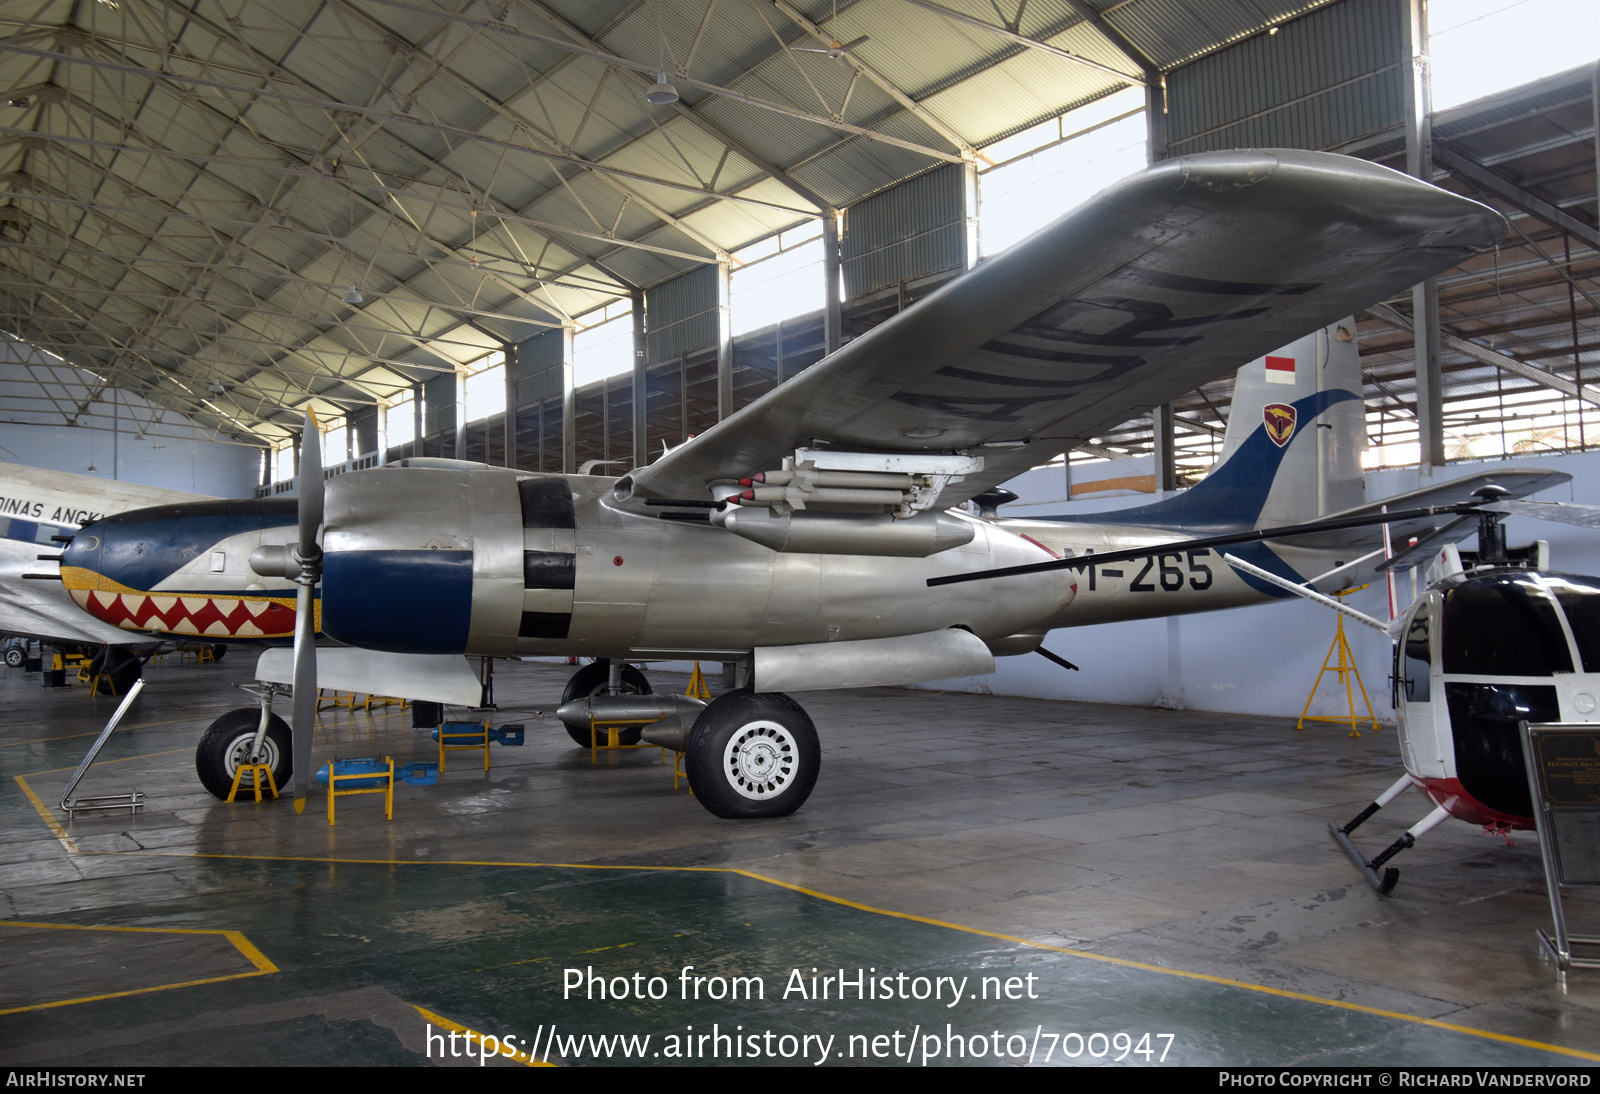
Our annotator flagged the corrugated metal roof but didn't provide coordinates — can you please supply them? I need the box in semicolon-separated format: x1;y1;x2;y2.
15;0;1576;450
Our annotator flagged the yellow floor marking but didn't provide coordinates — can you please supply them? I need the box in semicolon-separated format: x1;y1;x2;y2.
0;719;196;748
25;747;191;776
11;766;1597;1064
0;920;278;1015
13;775;79;854
411;1004;556;1066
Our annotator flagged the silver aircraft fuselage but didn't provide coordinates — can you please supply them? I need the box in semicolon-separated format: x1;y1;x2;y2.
61;466;1079;660
322;467;1077;660
1003;519;1346;630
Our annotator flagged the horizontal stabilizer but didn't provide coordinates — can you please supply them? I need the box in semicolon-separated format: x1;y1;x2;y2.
255;647;483;707
1273;469;1570;563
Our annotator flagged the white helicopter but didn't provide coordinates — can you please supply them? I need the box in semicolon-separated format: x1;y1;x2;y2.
941;486;1600;893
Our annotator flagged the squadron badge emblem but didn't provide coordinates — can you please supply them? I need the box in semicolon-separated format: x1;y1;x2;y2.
1263;403;1297;447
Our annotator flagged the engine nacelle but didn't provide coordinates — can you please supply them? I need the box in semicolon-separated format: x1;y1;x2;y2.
321;466;563;655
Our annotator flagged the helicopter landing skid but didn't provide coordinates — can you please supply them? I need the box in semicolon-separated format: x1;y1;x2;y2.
1328;819;1401;895
1328;774;1453;895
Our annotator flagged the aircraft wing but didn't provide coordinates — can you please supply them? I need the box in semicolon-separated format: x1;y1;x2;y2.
622;149;1505;508
0;557;145;645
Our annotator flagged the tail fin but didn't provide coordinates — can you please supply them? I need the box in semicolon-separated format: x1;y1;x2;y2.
1051;319;1365;532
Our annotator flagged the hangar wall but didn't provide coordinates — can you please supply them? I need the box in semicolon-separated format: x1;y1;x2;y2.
1164;0;1405;156
922;450;1600;721
0;339;260;498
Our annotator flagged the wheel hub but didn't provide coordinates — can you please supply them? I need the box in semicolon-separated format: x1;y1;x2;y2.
226;733;279;784
723;720;796;800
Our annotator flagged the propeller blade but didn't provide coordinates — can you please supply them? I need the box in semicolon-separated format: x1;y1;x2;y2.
298;411;323;562
290;409;323;812
291;577;317;810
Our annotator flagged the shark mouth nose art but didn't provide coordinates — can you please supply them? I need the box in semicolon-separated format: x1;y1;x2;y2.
60;567;306;638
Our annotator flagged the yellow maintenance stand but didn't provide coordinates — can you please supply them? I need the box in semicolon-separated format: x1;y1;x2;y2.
1296;586;1381;738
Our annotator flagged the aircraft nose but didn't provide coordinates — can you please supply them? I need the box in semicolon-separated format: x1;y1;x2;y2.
59;520;106;573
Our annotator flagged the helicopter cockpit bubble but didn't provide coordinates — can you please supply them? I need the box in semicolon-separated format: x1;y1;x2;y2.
1342;569;1600;892
1395;571;1600;829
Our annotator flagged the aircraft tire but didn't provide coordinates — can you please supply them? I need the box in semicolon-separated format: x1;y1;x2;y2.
196;707;292;801
209;644;228;663
4;646;23;668
684;689;820;819
559;661;650;747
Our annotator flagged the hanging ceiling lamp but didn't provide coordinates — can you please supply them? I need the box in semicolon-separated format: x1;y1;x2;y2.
644;73;679;105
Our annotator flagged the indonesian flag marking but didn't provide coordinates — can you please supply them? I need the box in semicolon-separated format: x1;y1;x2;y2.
1265;355;1296;385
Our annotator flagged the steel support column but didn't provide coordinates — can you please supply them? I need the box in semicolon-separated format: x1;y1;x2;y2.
1152;403;1176;494
375;400;388;466
412;382;423;460
632;287;647;471
823;210;843;355
562;323;577;473
1403;0;1443;472
504;344;517;469
962;163;980;268
717;261;733;420
453;372;467;460
1146;76;1168;162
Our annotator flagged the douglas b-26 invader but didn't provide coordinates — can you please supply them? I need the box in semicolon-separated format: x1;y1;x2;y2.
51;149;1545;822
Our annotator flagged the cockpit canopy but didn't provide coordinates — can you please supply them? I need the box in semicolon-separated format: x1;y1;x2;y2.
1437;571;1600;676
1396;570;1600;823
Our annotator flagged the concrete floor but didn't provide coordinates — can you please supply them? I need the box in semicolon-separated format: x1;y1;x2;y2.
1;654;1597;1067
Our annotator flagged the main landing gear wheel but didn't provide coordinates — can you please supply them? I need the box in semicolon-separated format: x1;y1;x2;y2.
684;689;820;819
559;660;651;747
4;646;24;668
196;707;292;801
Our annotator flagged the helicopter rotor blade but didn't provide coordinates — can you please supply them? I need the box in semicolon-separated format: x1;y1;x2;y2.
1482;499;1600;529
1377;513;1476;573
926;502;1480;588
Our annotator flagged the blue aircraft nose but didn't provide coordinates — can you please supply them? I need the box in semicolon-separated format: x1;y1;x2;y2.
60;498;300;638
61;498;296;590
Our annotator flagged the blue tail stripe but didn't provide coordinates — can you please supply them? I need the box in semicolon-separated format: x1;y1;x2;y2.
1039;389;1360;533
1222;541;1305;598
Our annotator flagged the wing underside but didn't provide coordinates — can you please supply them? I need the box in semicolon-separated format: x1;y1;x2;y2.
623;150;1505;507
0;575;143;645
